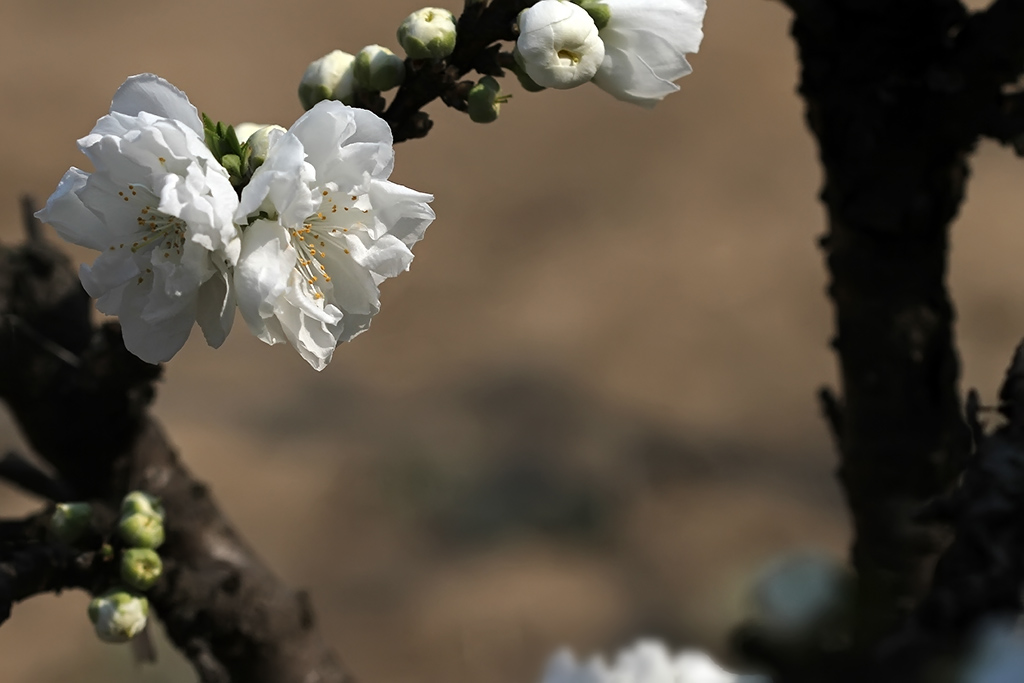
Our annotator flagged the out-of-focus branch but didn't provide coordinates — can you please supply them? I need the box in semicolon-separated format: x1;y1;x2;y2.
381;0;535;142
0;200;354;683
872;341;1024;679
0;451;74;501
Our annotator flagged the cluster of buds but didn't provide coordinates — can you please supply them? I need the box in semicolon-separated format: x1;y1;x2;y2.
298;6;459;114
48;491;167;644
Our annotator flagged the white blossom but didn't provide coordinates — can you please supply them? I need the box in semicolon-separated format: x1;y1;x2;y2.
233;100;434;370
35;74;241;364
540;640;769;683
515;0;605;89
592;0;706;107
748;552;850;640
961;622;1024;683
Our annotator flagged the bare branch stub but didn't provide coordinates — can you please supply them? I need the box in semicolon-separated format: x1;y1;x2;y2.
0;232;355;682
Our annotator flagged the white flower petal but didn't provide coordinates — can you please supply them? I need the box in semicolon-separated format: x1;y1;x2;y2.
110;73;203;136
117;279;197;364
593;0;706;107
196;263;235;349
35;168;112;251
234;219;298;339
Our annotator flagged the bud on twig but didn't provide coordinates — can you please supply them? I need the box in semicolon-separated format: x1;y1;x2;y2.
121;548;163;591
49;502;92;544
88;588;149;643
397;8;457;60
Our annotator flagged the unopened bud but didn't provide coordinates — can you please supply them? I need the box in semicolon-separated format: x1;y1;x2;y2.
120;491;164;521
121;548;163;591
467;76;509;123
299;50;356;110
243;124;286;171
88;588;149;643
118;512;165;549
397;8;457;60
49;502;92;544
354;45;407;92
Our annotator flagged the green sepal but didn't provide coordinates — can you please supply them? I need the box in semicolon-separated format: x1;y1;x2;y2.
573;0;610;30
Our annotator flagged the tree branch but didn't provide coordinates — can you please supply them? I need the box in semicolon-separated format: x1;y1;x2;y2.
0;209;354;681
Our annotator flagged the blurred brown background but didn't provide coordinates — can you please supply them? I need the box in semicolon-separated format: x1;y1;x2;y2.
0;0;1019;681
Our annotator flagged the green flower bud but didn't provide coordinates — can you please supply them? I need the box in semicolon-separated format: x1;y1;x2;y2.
243;124;286;171
299;50;356;110
88;588;149;643
575;0;610;30
120;548;163;591
118;511;165;549
397;8;457;60
354;45;407;92
49;502;92;544
467;76;509;123
120;491;164;521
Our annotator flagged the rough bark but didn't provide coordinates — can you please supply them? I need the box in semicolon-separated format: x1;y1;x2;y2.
789;0;1024;652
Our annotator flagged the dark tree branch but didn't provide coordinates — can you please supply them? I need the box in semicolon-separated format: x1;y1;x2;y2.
0;210;353;681
791;0;977;652
0;542;101;624
872;341;1024;679
0;451;74;501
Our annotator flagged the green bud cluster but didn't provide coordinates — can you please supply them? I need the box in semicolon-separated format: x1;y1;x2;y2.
201;115;252;189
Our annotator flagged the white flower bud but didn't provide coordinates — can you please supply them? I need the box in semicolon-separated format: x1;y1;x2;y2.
298;50;356;110
121;548;163;591
49;502;92;544
120;491;164;521
397;8;457;60
354;45;407;92
88;588;149;643
242;124;286;171
515;0;605;90
118;511;165;549
233;122;266;143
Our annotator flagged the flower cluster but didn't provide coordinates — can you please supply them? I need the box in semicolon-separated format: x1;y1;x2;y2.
37;74;434;370
539;640;769;683
516;0;707;107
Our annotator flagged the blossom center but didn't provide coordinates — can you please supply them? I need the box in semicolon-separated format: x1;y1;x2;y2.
557;49;582;65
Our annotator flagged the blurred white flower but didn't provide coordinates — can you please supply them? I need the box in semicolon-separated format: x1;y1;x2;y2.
961;621;1024;683
540;639;769;683
515;0;605;89
748;552;850;640
592;0;706;107
36;74;241;364
233;100;434;370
